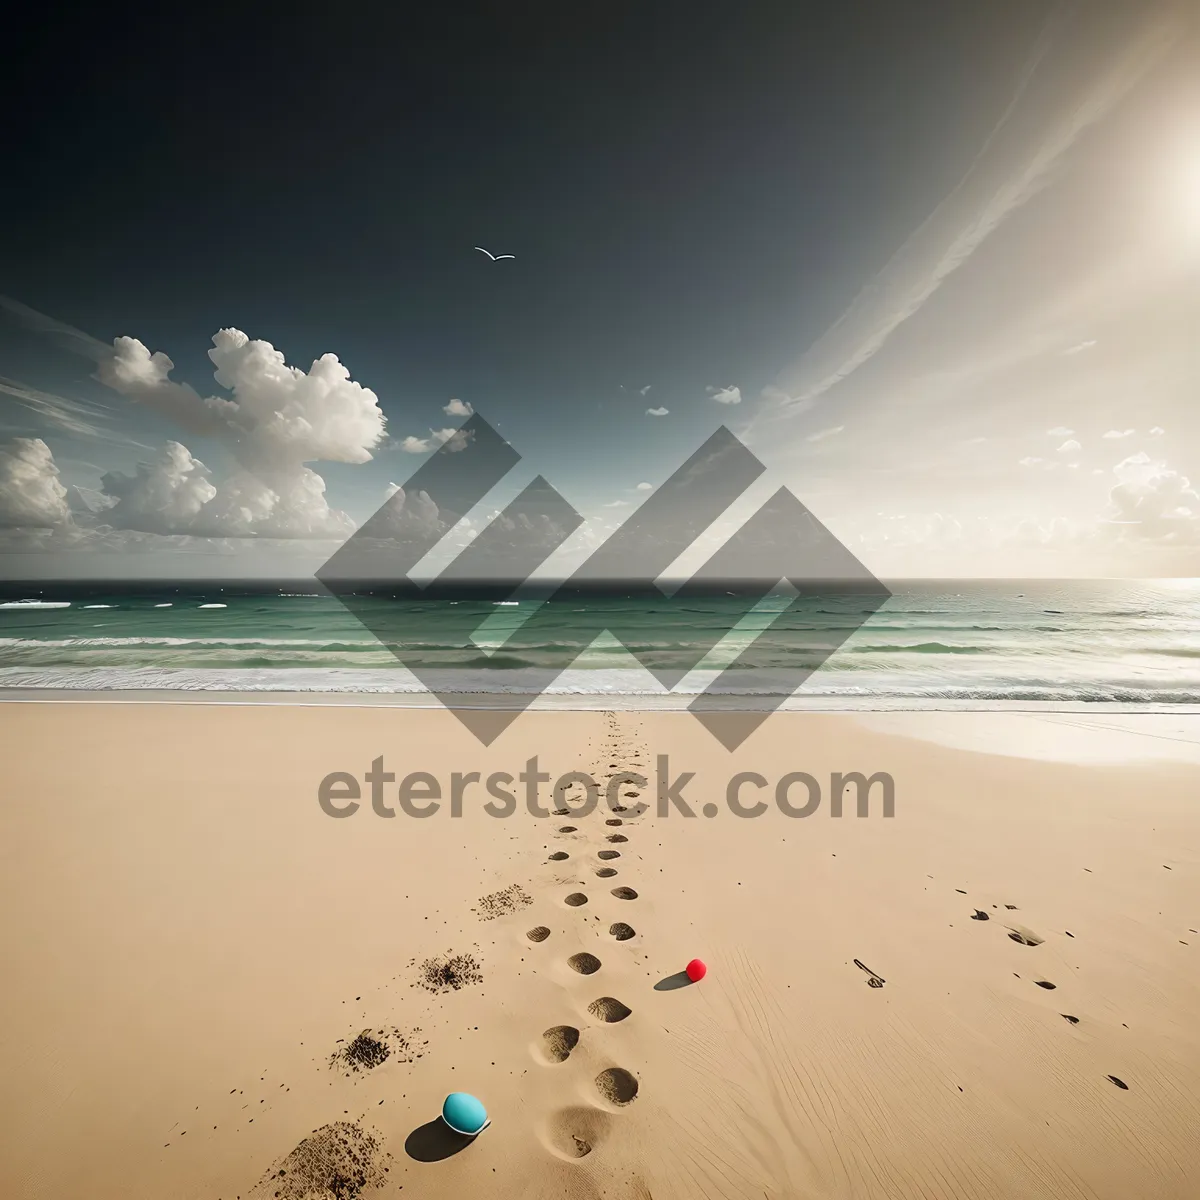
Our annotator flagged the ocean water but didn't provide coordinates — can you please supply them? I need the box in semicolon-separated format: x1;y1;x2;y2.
1;580;1198;707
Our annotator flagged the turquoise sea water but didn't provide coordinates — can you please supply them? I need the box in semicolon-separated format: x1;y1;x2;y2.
1;579;1198;704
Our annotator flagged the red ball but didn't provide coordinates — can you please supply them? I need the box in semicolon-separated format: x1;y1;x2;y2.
685;958;707;982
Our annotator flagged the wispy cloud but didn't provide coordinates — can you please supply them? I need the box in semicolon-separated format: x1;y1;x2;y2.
645;406;669;417
805;425;845;443
0;375;147;448
1102;429;1136;439
764;3;1183;419
0;293;113;361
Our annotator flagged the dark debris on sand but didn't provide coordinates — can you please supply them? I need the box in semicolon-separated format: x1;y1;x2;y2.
257;1120;390;1200
328;1027;426;1076
413;950;484;994
473;883;533;921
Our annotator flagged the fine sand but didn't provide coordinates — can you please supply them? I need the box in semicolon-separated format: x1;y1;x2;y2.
1;702;1199;1199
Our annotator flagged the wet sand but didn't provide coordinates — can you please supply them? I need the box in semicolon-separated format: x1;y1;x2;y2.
1;701;1198;1199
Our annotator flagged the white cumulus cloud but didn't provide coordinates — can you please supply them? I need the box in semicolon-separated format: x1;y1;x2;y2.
101;443;351;540
646;406;669;417
100;442;218;535
93;329;386;537
1102;429;1136;439
443;398;473;417
707;385;742;405
0;438;71;528
400;427;474;454
1105;452;1200;541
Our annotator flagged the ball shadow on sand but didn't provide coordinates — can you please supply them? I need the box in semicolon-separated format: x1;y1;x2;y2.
654;970;694;991
404;1118;474;1162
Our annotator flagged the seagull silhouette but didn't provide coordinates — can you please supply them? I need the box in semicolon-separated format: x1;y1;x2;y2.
474;246;515;261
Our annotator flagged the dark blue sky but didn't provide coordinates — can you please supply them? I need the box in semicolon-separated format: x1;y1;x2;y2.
1;1;1048;480
3;0;1196;577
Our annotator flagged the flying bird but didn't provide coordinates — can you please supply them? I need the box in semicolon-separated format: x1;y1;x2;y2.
474;246;515;261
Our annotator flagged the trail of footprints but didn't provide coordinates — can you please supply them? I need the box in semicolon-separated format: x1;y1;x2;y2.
192;715;648;1191
956;889;1130;1088
176;708;1155;1192
527;712;646;1161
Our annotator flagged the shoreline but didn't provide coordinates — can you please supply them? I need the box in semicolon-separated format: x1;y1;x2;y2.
5;690;1200;765
4;686;1200;713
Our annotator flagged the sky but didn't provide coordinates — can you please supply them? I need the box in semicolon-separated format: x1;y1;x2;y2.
1;0;1198;580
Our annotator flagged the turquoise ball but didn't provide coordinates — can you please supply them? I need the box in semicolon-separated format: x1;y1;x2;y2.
442;1092;489;1136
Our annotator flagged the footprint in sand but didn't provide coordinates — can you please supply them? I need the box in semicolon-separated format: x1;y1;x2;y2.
605;818;623;827
541;1025;580;1063
1034;980;1056;990
609;922;635;941
595;867;618;878
559;825;578;834
527;926;551;943
611;886;638;900
1008;927;1044;946
606;834;628;844
595;1067;639;1107
598;850;621;860
541;1106;611;1160
549;851;569;861
1062;1014;1080;1024
1107;1075;1129;1090
553;808;571;816
564;893;589;907
971;910;990;921
327;1027;425;1076
587;997;632;1023
257;1121;388;1198
568;952;602;975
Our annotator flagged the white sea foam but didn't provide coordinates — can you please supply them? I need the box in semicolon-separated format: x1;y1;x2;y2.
0;637;375;648
2;666;1200;708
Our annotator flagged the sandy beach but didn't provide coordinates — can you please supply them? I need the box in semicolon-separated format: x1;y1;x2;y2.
1;700;1199;1199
